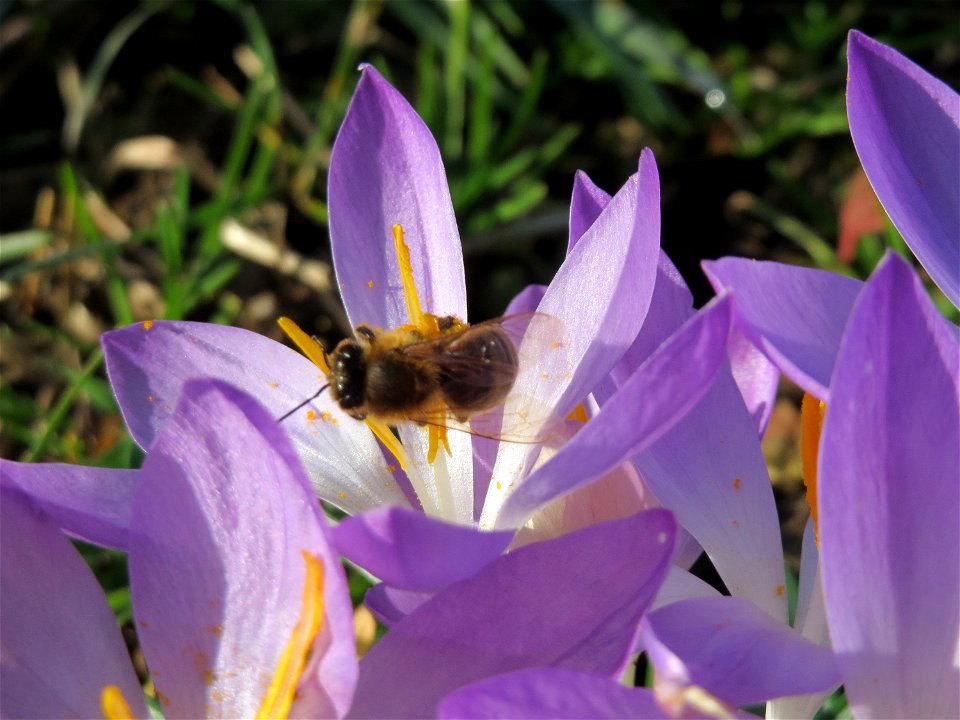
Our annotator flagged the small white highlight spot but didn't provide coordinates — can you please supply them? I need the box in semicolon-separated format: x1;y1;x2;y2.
705;88;726;108
657;532;667;544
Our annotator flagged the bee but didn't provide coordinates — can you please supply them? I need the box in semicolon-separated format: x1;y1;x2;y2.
283;313;563;442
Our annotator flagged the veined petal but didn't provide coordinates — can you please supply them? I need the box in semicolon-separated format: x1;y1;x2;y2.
642;596;840;707
847;31;960;308
363;584;431;627
484;150;661;525
726;324;779;435
333;506;513;591
438;668;664;719
129;379;356;718
328;65;466;330
767;519;835;720
472;283;551;516
818;253;959;718
349;510;676;718
102;320;403;514
703;258;862;399
1;459;136;551
0;488;147;719
614;254;786;622
568;170;612;254
497;295;732;529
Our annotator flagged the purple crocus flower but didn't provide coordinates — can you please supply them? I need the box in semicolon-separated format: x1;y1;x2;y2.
95;67;734;572
2;378;358;718
695;31;959;717
818;253;959;717
2;378;694;718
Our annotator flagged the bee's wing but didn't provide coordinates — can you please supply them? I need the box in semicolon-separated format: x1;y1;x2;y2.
404;312;572;444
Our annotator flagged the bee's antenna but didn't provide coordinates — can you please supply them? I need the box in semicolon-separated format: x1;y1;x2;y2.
277;384;330;422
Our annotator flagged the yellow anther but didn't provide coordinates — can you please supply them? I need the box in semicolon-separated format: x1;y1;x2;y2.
566;403;589;424
256;551;325;720
427;424;452;464
800;392;826;544
393;224;425;329
366;419;412;473
101;685;135;720
278;317;330;375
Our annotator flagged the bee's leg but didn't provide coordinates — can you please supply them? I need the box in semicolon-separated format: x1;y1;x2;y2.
355;324;377;347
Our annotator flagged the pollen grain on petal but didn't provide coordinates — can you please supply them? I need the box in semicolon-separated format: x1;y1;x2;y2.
775;584;785;597
142;320;154;331
732;477;741;490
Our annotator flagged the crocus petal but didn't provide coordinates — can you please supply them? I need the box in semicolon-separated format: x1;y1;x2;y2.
333;506;513;591
497;294;732;529
102;320;403;514
438;668;665;719
642;596;840;707
726;324;779;435
129;379;356;718
363;585;431;627
483;150;661;525
819;253;959;718
767;519;834;720
650;566;722;612
596;253;786;622
0;459;136;551
703;258;862;399
847;31;960;308
1;488;147;719
568;170;612;253
473;283;550;516
328;65;466;329
349;509;677;718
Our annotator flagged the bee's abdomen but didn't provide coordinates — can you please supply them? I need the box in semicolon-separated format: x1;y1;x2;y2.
439;326;518;413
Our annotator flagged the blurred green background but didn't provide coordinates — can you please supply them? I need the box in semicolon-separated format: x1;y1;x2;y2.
1;0;956;706
3;0;956;466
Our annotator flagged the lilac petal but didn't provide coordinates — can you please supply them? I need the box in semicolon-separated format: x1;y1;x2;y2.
607;253;786;622
129;379;357;718
650;566;722;613
1;488;147;719
0;459;136;551
642;596;840;707
102;320;402;514
819;253;959;718
484;150;661;525
848;31;960;308
334;506;513;591
473;283;550;516
438;668;664;719
328;65;466;330
349;509;677;718
768;519;834;720
364;584;431;627
726;323;779;435
703;257;863;399
497;295;732;529
568;170;612;253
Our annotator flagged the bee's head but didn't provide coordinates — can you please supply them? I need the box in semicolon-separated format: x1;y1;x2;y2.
330;339;367;414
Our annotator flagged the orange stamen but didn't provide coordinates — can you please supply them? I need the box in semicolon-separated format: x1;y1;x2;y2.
800;392;826;544
255;551;325;720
